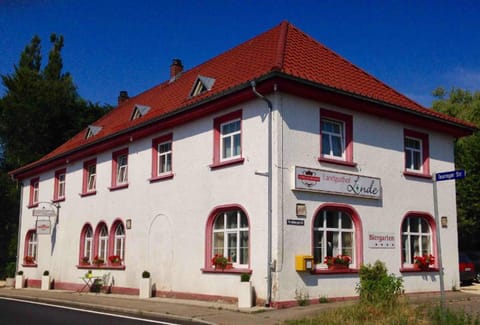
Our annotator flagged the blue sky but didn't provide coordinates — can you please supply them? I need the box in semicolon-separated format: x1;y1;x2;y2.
1;0;479;108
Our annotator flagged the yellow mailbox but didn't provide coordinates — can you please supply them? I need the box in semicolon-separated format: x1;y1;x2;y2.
295;255;314;271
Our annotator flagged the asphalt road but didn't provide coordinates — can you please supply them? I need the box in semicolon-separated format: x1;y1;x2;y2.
0;297;204;325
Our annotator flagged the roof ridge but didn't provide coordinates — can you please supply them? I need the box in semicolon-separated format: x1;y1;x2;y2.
273;20;289;71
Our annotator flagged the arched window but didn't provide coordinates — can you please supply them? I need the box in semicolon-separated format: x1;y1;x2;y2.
97;224;109;262
84;227;93;262
113;222;125;260
205;205;250;270
401;213;435;267
23;230;37;265
312;204;362;270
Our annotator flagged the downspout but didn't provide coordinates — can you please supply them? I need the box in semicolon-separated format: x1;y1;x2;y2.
15;181;24;273
251;80;273;307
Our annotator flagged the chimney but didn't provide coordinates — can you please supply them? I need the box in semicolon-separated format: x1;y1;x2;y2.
118;90;129;105
170;59;183;80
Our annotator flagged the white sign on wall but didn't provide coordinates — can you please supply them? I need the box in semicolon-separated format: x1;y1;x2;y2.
368;233;395;249
294;166;382;200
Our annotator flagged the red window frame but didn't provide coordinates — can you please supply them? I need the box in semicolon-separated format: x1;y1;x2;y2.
53;168;66;202
81;158;97;196
150;133;174;182
210;110;244;169
78;223;93;266
22;229;38;267
403;129;430;179
202;204;252;274
318;108;355;167
110;148;129;190
28;177;40;208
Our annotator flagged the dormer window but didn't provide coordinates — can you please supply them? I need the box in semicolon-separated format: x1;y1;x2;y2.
131;104;151;120
85;125;102;139
190;75;215;97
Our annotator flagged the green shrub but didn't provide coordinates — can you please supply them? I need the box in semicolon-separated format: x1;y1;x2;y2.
5;262;16;278
240;273;251;282
142;270;150;278
355;260;403;309
43;270;49;276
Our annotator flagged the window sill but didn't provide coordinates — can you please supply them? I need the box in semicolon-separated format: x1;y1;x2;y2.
79;191;97;197
311;268;359;275
109;183;129;191
403;171;432;180
77;264;126;270
210;157;245;170
149;173;174;183
27;203;39;209
22;263;37;268
52;198;65;203
201;267;252;274
318;157;357;168
400;267;439;273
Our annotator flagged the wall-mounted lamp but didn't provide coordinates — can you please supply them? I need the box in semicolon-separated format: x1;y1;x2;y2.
296;203;306;218
441;216;448;228
126;219;132;229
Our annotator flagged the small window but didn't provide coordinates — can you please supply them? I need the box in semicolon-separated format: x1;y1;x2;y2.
111;148;128;190
404;129;429;177
151;133;174;182
211;110;244;168
53;168;66;202
190;75;215;97
85;125;102;139
321;119;344;159
81;159;97;196
131;104;151;120
29;177;40;207
319;109;355;167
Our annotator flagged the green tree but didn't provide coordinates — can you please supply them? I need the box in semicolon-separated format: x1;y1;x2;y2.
432;87;480;249
0;35;111;277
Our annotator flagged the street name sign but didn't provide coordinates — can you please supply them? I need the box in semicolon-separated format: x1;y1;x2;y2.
435;170;466;182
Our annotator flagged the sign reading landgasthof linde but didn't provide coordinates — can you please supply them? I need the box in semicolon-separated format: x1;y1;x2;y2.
294;166;382;200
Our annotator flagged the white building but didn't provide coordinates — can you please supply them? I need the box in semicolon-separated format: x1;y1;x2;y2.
10;21;474;307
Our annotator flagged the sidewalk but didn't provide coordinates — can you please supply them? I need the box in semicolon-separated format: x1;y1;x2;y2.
1;281;480;324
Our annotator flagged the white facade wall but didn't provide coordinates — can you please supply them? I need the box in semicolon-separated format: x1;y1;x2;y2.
17;91;460;304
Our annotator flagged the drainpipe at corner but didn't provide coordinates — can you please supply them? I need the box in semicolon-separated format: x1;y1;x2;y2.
251;80;273;307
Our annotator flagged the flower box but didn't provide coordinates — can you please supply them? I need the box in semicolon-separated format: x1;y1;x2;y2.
414;254;435;270
108;255;122;265
324;255;351;269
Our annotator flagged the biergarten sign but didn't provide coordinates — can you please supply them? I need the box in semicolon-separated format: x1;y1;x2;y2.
294;166;382;200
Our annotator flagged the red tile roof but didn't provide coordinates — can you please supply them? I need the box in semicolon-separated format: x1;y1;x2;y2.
11;21;475;179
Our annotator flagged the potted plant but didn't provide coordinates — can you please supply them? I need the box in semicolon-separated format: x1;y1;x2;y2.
80;256;90;265
15;270;24;289
324;255;351;270
23;255;35;265
238;273;253;308
139;270;152;298
212;254;232;270
414;254;435;270
41;270;50;290
92;256;104;267
108;255;122;266
5;262;16;287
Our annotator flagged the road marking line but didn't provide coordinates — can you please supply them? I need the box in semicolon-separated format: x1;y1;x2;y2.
0;297;181;324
